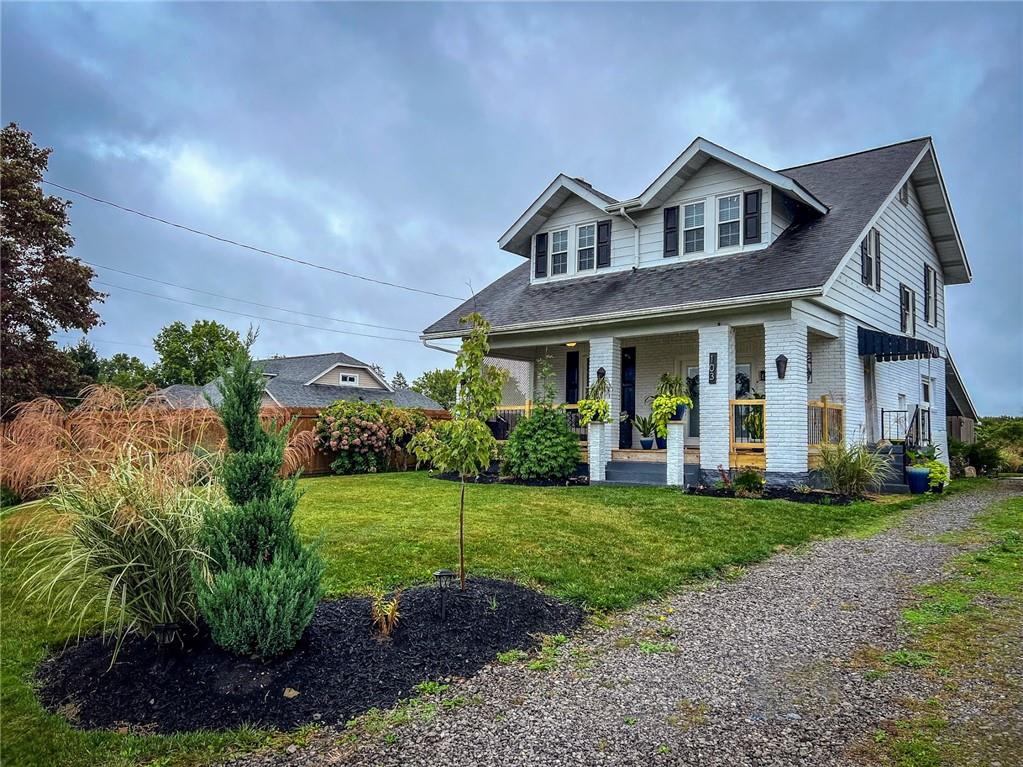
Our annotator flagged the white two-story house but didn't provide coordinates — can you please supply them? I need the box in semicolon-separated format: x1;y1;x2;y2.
422;137;974;487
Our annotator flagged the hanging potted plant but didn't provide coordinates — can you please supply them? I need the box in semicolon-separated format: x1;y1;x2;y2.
577;375;611;427
649;373;693;447
632;414;656;450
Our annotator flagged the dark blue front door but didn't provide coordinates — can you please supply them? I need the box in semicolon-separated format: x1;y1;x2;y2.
619;347;636;448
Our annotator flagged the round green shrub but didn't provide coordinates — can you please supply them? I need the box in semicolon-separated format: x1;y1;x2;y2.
502;406;581;481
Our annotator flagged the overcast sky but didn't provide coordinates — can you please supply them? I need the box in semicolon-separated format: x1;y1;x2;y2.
2;2;1020;414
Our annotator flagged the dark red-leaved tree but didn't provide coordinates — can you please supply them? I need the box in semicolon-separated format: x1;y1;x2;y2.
1;123;104;413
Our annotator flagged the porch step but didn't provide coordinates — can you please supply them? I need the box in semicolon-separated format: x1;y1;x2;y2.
603;460;667;486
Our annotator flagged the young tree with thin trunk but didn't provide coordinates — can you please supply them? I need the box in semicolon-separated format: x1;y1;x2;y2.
409;313;506;589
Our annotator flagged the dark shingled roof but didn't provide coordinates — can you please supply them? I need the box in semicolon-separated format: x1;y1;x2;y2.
424;138;929;336
150;352;441;410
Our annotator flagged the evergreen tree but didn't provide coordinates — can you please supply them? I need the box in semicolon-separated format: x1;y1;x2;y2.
391;371;409;390
194;345;323;657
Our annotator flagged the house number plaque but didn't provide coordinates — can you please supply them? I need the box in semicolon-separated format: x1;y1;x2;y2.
708;352;717;385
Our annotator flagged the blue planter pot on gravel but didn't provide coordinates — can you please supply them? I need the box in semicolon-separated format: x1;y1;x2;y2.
906;466;931;494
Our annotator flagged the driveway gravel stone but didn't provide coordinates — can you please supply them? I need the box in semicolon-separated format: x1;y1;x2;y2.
229;481;1021;767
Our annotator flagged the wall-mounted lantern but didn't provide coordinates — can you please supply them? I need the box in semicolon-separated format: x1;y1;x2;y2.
775;354;788;380
596;367;606;379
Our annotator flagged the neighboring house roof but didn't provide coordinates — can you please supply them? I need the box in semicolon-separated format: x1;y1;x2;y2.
424;137;969;338
149;351;442;411
945;354;979;421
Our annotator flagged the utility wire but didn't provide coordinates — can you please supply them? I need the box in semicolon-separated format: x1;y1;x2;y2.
84;260;419;334
53;333;152;349
96;280;431;344
43;179;467;301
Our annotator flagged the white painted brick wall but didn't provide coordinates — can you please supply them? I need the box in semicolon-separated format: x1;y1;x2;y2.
666;422;686;486
764;319;809;474
587;423;609;481
841;316;868;445
808;334;844;402
699;325;735;471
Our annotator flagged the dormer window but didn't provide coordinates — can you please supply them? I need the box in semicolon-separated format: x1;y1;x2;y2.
718;195;741;248
340;373;359;385
683;202;705;254
577;224;595;270
551;229;569;275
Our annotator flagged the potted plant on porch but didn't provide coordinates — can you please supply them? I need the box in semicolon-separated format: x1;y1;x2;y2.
650;373;693;447
632;414;656;450
577;374;611;427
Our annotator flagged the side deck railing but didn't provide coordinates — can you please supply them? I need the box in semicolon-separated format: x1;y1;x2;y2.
807;397;845;446
730;399;766;469
491;403;585;441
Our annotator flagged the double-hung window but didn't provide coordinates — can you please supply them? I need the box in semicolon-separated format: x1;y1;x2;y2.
900;284;916;335
551;229;569;275
683;202;705;254
718;194;741;248
923;265;938;325
861;228;881;291
577;224;595;271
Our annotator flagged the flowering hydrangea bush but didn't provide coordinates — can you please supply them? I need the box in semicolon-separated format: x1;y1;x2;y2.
315;401;390;474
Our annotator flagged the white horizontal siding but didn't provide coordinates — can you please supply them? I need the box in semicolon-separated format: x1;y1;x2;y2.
823;181;946;352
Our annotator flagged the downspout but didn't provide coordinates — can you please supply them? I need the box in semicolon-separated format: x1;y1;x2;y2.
614;205;640;269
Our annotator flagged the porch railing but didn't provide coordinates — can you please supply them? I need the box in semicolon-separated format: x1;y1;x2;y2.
490;403;585;441
730;399;766;469
807;398;844;446
881;409;909;442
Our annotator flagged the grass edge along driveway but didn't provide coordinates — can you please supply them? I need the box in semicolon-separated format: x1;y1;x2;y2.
0;474;991;767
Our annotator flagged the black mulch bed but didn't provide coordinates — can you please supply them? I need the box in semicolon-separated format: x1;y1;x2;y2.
687;485;859;505
36;578;583;734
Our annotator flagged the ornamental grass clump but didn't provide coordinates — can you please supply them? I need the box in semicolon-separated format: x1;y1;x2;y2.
10;446;219;663
194;346;323;658
818;440;892;497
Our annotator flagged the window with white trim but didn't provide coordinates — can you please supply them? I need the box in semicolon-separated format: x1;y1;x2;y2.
718;194;740;248
683;201;705;254
551;229;568;275
924;265;938;325
900;284;916;336
576;223;595;271
340;373;359;385
921;377;932;408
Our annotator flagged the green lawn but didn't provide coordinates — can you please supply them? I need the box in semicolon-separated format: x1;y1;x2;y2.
0;474;987;767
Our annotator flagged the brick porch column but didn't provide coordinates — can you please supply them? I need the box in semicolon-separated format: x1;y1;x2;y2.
698;325;734;482
587;337;621;482
764;318;809;483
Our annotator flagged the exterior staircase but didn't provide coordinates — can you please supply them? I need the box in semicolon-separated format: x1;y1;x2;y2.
874;442;910;494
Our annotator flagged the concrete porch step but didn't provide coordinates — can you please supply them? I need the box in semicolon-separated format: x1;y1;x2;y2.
880;482;911;494
603;460;668;486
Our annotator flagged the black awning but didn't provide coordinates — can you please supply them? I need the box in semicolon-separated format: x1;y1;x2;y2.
858;326;941;362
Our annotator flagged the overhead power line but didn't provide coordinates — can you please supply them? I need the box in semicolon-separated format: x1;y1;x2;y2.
43;179;467;301
95;280;431;344
53;333;152;350
84;260;419;334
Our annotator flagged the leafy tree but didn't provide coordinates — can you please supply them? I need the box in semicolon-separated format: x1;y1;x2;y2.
98;353;156;390
1;123;104;413
409;313;506;589
411;367;458;410
194;344;323;657
64;338;101;384
153;319;243;386
391;371;409;390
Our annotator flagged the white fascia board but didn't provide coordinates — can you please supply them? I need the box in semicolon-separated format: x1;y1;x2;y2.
420;286;822;341
497;174;618;255
946;353;979;421
925;143;972;283
622;137;828;215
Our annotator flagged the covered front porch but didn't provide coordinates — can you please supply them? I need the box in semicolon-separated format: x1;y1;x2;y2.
487;312;850;486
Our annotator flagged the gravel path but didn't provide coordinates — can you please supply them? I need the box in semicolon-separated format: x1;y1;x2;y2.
233;481;1022;767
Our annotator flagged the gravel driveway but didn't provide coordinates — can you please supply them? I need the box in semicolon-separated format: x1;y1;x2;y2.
233;481;1021;767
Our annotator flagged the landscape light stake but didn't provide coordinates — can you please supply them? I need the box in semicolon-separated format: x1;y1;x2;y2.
433;569;456;621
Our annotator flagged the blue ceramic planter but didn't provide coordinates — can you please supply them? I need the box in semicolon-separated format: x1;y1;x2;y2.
655;436;667;450
640;438;654;450
906;466;930;494
670;404;688;421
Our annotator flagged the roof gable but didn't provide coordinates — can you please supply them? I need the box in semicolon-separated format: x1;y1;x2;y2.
498;174;619;257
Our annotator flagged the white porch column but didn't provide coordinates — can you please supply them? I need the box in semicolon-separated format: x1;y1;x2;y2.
587;337;621;481
666;421;686;487
764;318;809;481
698;325;735;480
840;316;867;446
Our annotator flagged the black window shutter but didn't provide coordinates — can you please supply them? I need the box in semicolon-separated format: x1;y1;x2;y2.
900;286;908;332
874;229;882;290
923;266;931;324
596;219;612;268
534;233;548;278
743;190;762;244
860;236;871;285
663;206;679;258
